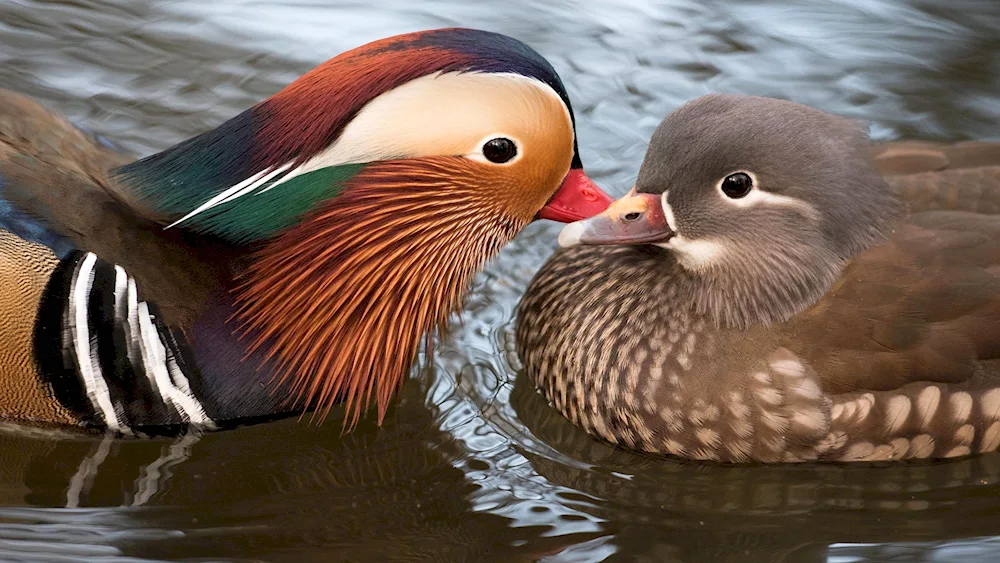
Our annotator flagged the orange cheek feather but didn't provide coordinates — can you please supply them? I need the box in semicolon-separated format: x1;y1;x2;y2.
233;158;531;428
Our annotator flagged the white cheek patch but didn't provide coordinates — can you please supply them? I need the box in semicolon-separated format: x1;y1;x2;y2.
656;237;727;271
657;188;726;271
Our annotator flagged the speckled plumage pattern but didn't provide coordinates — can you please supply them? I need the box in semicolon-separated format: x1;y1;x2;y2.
517;96;1000;463
518;245;839;462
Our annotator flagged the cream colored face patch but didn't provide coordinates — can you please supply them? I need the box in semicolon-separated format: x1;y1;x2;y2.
298;71;574;171
170;71;576;228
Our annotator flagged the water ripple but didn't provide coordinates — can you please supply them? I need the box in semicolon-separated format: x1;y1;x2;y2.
2;0;1000;560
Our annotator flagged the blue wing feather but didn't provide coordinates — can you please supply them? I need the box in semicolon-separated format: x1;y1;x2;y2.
0;175;75;258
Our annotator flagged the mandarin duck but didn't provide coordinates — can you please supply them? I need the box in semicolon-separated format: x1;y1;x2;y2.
0;28;613;435
517;94;1000;463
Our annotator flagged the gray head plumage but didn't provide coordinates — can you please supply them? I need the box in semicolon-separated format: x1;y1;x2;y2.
632;94;901;329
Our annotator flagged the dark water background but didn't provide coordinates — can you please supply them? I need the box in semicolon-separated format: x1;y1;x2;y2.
2;0;1000;561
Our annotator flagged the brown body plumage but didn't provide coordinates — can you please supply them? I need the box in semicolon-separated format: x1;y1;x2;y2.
518;94;1000;463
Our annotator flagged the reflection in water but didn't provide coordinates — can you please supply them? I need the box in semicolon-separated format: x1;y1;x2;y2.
2;0;1000;560
0;379;598;562
510;369;1000;561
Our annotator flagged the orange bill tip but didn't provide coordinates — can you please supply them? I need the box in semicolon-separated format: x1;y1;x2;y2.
557;190;675;247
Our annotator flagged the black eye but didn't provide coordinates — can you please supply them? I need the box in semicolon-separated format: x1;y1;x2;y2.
721;172;753;199
482;137;517;164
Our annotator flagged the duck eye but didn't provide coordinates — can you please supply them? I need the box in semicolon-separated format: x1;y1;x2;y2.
482;137;517;164
721;172;753;199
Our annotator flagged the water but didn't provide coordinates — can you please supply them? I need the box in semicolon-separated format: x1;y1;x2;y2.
2;0;1000;560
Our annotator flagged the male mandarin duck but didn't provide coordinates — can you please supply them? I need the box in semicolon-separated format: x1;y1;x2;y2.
0;28;614;435
517;94;1000;463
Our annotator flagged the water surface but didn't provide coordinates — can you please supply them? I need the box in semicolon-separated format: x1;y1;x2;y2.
2;0;1000;561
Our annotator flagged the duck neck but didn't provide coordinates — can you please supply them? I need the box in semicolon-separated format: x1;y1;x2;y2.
231;158;525;428
185;289;296;424
672;239;848;331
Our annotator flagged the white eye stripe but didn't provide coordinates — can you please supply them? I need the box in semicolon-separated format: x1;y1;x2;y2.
716;170;818;218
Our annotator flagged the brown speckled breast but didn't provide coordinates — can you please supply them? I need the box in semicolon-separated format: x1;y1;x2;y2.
517;244;832;462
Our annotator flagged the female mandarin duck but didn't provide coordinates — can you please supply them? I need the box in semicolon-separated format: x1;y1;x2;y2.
0;28;613;435
517;94;1000;463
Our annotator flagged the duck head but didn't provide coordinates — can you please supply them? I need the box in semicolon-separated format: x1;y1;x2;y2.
113;28;613;427
559;94;900;329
